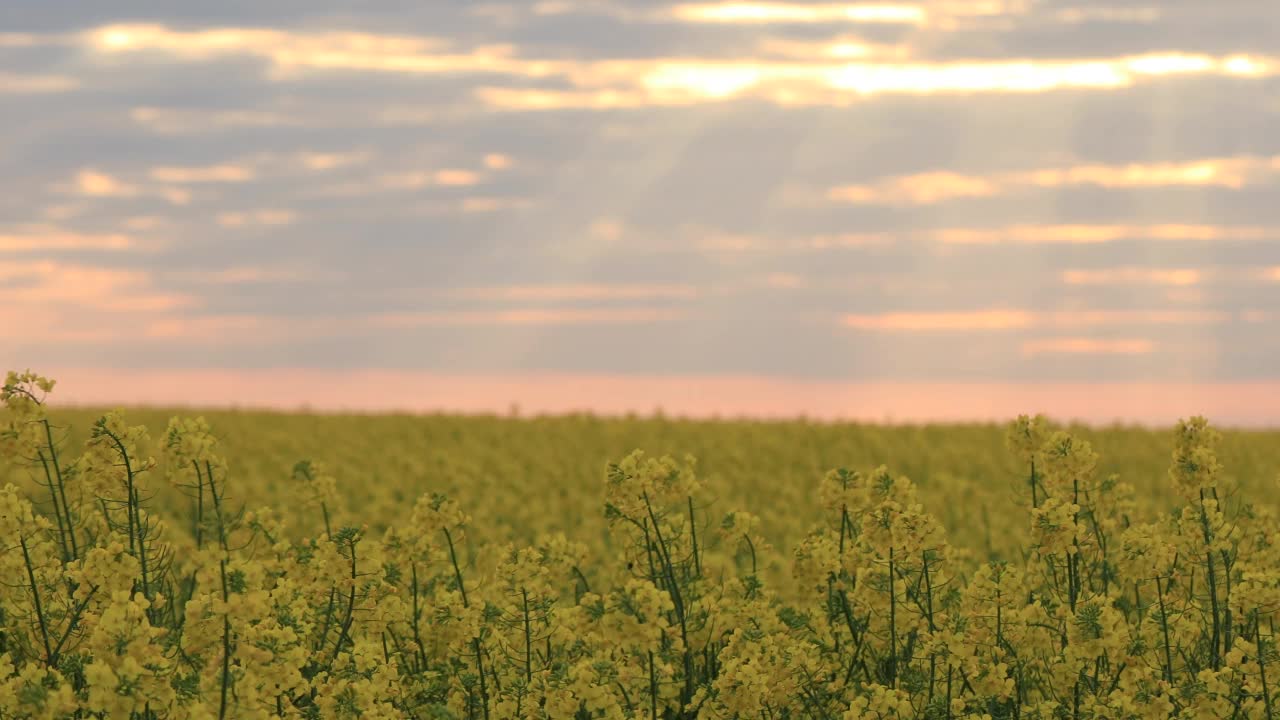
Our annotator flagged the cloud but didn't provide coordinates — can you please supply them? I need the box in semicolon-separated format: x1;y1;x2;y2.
149;164;256;183
371;167;492;191
0;260;190;312
831;171;999;204
433;169;482;186
83;24;506;75
0;229;138;252
483;153;513;170
488;0;1031;28
0;33;50;48
666;1;1049;28
0;72;79;93
829;156;1280;205
474;87;662;109
1061;268;1202;286
1020;337;1155;356
56;169;191;205
131;105;456;134
75;23;1279;110
296;151;370;171
72;169;138;197
130;106;303;133
474;54;1279;109
931;224;1278;245
550;221;1280;260
458;196;534;212
668;3;929;25
1039;310;1237;328
842;309;1235;331
371;308;686;326
1050;6;1162;25
216;209;297;227
169;266;317;285
684;227;892;253
754;36;910;61
844;309;1034;330
443;284;699;301
136;314;339;342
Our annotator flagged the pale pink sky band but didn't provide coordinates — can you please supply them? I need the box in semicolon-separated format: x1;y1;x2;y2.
32;368;1280;428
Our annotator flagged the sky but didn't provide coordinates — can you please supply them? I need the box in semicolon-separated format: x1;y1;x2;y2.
2;1;1280;425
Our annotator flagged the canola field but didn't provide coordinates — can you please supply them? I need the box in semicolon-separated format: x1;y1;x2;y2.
4;370;1280;719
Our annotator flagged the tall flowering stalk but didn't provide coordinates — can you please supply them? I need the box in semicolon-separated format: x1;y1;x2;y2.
2;371;79;563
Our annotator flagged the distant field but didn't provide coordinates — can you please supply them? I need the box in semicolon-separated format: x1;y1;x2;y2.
11;406;1280;558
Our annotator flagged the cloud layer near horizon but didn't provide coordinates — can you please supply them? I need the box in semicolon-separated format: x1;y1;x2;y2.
2;1;1279;421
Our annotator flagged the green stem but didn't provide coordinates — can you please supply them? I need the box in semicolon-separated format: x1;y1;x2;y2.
1259;610;1274;720
889;546;898;689
1199;489;1222;670
648;650;658;720
688;496;701;577
219;558;232;720
1156;576;1175;684
19;535;54;664
522;588;533;684
443;527;488;719
192;460;206;550
43;419;77;560
36;449;70;563
1029;458;1039;509
106;429;152;603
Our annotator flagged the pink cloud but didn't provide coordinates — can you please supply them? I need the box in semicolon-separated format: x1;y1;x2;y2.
0;230;136;252
931;224;1277;245
216;209;297;227
371;307;685;326
444;284;699;301
1020;337;1156;356
843;310;1034;330
842;309;1234;331
0;260;189;311
1061;268;1201;286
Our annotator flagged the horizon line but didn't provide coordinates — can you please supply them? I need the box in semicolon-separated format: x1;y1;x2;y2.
16;367;1280;430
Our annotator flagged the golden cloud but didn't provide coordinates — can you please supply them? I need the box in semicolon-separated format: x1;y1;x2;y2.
669;3;928;25
79;23;1278;109
830;156;1280;205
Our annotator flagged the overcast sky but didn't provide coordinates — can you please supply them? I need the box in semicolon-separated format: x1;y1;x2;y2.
3;1;1279;424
